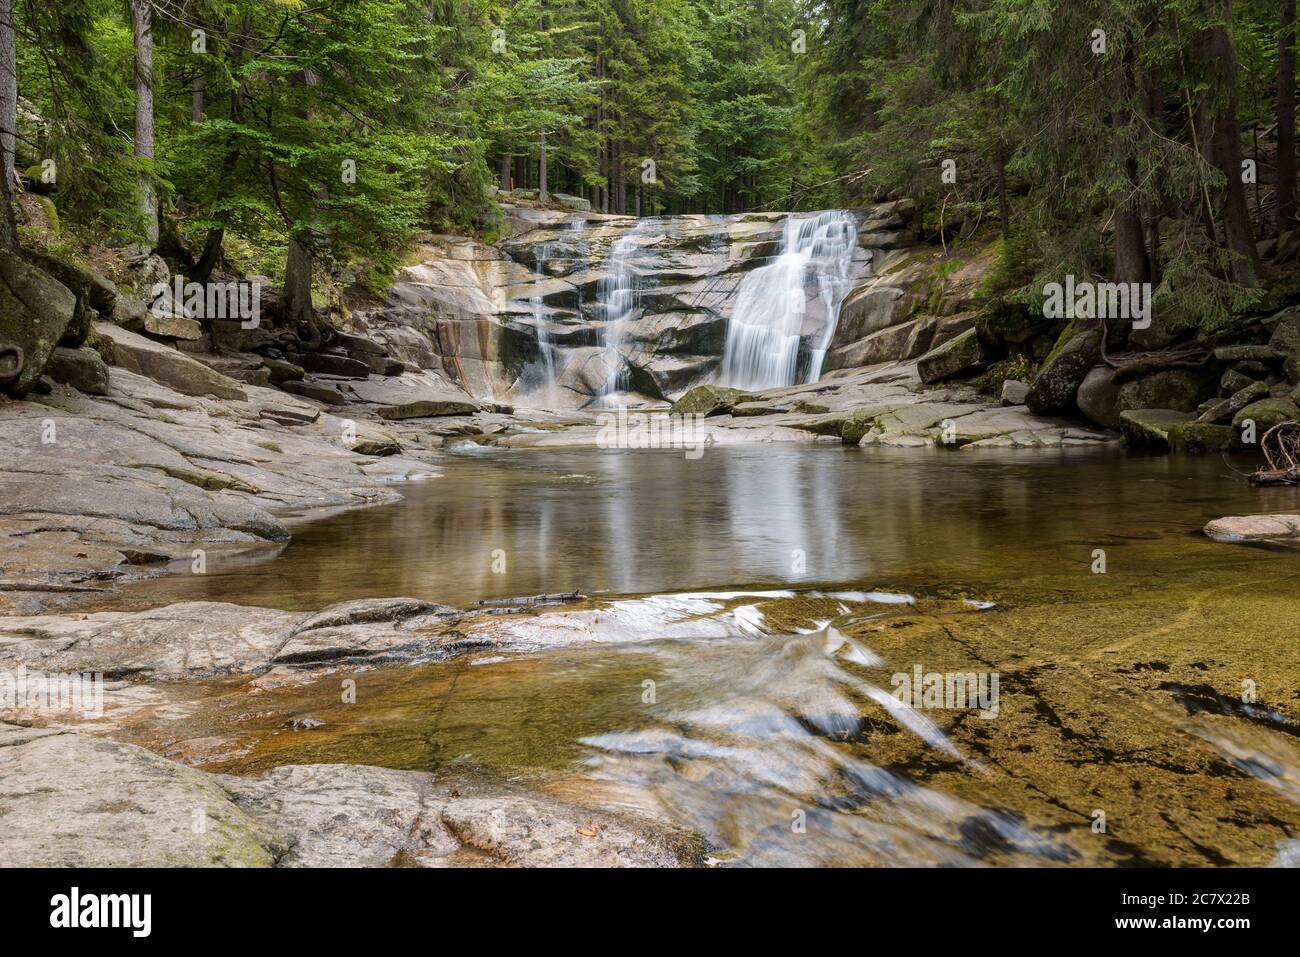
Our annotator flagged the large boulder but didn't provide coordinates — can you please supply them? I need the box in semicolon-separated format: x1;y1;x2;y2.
1119;408;1193;448
1076;365;1121;428
1268;314;1300;381
1195;380;1270;424
670;384;749;416
1232;397;1300;432
1114;367;1217;414
93;322;247;401
916;328;987;384
376;398;479;420
24;252;117;349
1204;514;1300;543
1172;421;1236;453
44;346;111;395
301;352;371;379
1026;322;1102;416
0;248;78;396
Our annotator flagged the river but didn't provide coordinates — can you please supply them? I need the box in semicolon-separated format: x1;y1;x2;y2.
100;443;1300;866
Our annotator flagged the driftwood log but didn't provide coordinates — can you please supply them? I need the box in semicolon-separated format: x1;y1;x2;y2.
1249;422;1300;485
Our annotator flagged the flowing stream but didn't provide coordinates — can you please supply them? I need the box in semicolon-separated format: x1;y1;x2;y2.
106;446;1300;866
596;220;654;402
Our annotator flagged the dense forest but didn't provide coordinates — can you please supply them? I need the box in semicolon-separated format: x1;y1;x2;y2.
3;1;1300;336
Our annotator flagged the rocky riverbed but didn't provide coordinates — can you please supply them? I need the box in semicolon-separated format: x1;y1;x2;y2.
4;200;1300;867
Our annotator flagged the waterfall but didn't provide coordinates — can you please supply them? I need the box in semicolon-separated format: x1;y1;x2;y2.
596;220;652;402
528;220;585;405
718;210;858;391
528;241;558;402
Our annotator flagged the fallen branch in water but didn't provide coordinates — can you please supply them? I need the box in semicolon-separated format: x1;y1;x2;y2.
473;591;585;608
1248;467;1300;486
1250;422;1300;484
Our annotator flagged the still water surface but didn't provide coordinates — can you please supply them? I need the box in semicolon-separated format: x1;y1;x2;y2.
114;445;1300;865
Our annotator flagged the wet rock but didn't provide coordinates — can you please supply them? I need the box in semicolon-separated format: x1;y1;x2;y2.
94;323;247;401
0;248;78;396
1232;397;1300;432
0;602;299;679
223;763;700;867
45;346;111;395
1026;323;1102;415
1204;514;1300;543
0;726;699;868
1196;381;1269;424
1119;408;1193;448
916;328;987;385
669;384;749;416
1173;421;1235;453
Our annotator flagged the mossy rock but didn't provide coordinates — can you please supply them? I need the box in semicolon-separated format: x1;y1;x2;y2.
1170;422;1236;454
1026;322;1102;416
1119;408;1193;448
1232;398;1300;432
669;385;749;417
1195;381;1270;424
0;248;78;396
916;328;987;384
1116;367;1218;415
840;407;887;444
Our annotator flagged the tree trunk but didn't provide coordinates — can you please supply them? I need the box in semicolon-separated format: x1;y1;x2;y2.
192;228;224;284
614;148;626;214
499;152;510;192
538;132;548;201
1204;16;1259;286
192;75;205;123
132;0;159;248
995;155;1010;240
1280;0;1297;232
0;0;16;191
283;237;314;327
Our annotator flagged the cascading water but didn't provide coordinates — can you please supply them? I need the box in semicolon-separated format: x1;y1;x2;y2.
529;246;558;400
528;220;586;405
596;220;653;402
719;210;858;391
